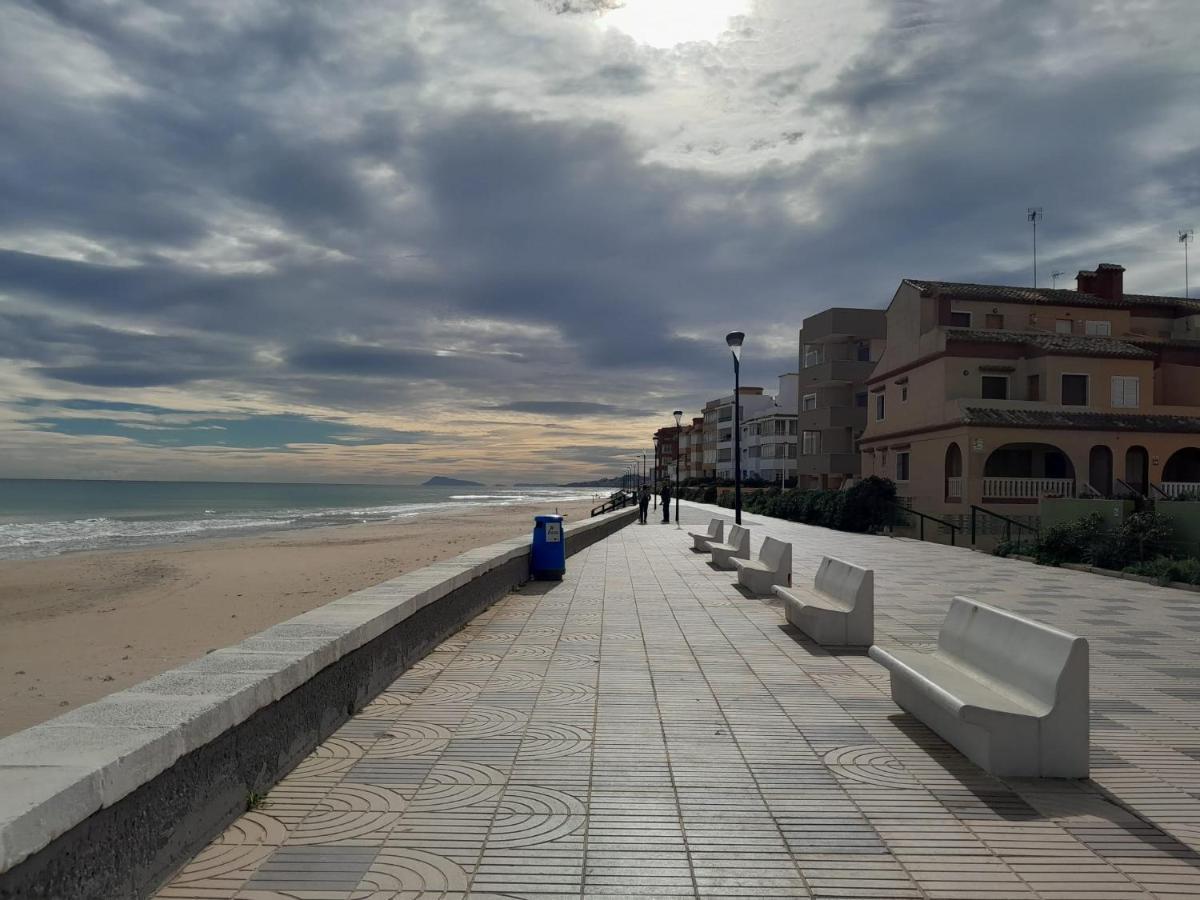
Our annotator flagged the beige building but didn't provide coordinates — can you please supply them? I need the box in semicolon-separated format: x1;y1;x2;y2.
700;388;774;480
859;264;1200;518
796;307;887;489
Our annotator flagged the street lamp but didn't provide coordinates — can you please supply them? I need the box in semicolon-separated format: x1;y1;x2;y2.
726;331;745;525
673;409;683;528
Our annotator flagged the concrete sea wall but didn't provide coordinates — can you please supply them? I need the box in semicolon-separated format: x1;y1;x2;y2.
0;507;636;900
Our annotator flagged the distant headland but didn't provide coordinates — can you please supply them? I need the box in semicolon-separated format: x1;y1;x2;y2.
422;476;485;487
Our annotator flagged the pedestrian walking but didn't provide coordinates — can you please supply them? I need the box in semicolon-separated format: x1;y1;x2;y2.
638;485;650;524
661;480;672;523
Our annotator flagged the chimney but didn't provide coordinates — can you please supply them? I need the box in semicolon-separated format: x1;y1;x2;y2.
1076;269;1097;295
1093;263;1124;301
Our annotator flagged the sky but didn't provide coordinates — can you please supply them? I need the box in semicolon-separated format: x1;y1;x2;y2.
1;0;1198;484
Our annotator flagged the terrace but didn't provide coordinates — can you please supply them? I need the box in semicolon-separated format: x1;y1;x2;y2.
145;504;1200;898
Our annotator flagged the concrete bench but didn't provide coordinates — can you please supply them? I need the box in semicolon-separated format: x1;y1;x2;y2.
869;597;1089;778
731;537;792;594
708;525;750;570
774;556;873;646
688;518;724;552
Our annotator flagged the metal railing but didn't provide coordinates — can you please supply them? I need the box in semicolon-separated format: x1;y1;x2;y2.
886;501;961;546
981;477;1075;500
1159;481;1200;499
591;490;633;517
970;504;1039;552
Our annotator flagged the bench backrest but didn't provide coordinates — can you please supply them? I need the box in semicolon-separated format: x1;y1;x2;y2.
758;537;791;571
727;525;749;550
814;556;872;609
705;519;724;541
939;597;1087;710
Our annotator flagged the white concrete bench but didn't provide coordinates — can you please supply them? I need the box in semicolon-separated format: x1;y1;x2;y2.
774;556;873;646
708;525;750;570
732;537;792;594
869;597;1089;778
688;518;724;552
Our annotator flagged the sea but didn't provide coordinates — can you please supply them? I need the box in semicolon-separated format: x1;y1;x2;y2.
0;479;600;560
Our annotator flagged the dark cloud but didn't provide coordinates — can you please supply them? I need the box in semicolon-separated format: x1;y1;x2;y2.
1;0;1196;479
24;410;431;449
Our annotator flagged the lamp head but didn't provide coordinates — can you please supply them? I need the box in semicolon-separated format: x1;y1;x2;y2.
673;410;683;426
726;331;744;361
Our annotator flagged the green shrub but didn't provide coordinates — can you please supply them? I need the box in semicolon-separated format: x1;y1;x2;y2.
1124;556;1200;585
1032;512;1107;566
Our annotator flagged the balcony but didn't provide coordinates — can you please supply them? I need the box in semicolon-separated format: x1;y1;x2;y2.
1160;482;1200;499
982;478;1076;501
946;477;964;499
799;358;875;387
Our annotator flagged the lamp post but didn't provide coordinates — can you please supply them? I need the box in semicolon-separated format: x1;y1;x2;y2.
726;331;745;525
652;435;659;509
673;410;683;528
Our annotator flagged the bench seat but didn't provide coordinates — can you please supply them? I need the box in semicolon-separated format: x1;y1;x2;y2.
869;597;1088;778
709;525;750;570
731;536;790;594
688;518;724;552
775;556;873;646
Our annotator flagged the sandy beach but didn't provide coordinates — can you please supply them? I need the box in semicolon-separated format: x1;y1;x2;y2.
0;499;597;737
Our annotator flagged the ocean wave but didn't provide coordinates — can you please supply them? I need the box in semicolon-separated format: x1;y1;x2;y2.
0;487;598;559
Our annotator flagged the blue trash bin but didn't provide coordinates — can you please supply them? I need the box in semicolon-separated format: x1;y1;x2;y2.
530;514;565;580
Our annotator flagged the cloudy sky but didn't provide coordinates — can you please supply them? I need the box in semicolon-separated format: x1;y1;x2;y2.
2;0;1197;483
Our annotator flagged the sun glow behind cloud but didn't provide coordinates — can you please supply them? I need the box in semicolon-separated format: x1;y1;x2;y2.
598;0;750;48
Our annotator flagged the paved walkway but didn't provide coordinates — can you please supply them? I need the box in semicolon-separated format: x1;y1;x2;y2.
157;506;1200;898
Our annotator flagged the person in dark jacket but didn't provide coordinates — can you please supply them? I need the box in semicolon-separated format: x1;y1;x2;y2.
638;485;650;524
661;480;672;523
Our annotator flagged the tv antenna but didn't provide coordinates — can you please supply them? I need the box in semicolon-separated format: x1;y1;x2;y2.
1027;208;1043;288
1050;270;1065;289
1181;229;1194;299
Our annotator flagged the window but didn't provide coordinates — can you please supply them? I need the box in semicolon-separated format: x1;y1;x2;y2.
1027;374;1040;401
949;310;972;328
854;391;868;408
985;313;1004;329
1061;374;1088;406
900;385;909;402
788;420;798;435
801;393;817;411
802;431;821;455
981;374;1009;400
803;344;821;367
1055;319;1073;334
1085;320;1112;336
875;392;885;421
856;341;871;362
1111;376;1140;408
896;451;911;482
774;419;787;435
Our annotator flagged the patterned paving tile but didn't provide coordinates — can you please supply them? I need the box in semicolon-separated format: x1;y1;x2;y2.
154;512;1200;898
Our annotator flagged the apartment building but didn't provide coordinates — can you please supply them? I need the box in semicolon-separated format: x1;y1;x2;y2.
859;264;1200;517
652;425;678;485
742;374;799;484
701;388;775;480
796;308;887;489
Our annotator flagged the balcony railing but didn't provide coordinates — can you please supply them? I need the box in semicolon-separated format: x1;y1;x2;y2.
946;477;964;499
982;477;1075;500
1160;481;1200;498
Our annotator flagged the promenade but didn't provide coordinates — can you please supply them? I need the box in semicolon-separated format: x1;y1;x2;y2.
156;503;1200;898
